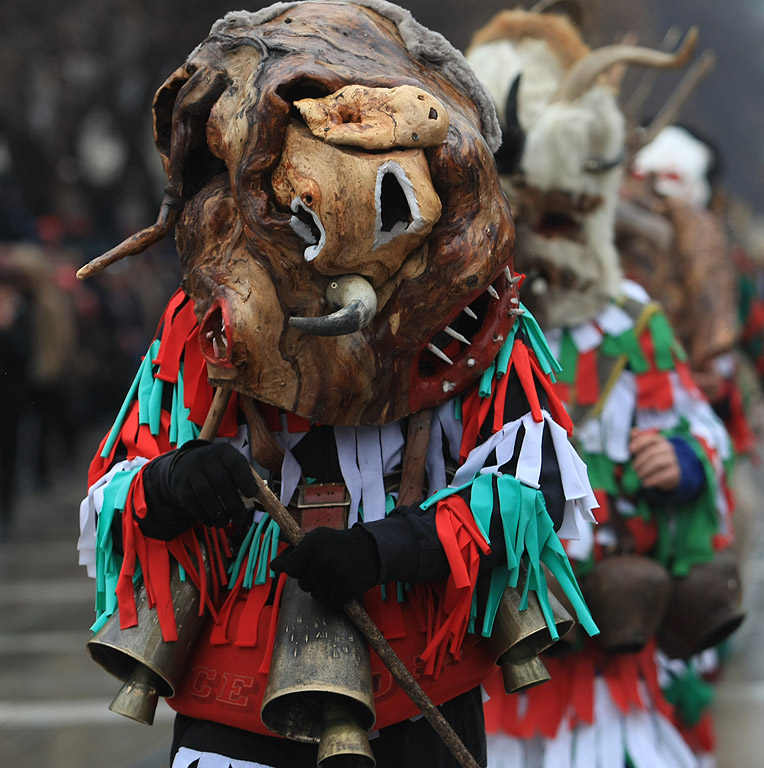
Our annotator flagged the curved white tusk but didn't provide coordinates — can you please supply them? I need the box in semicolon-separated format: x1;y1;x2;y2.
288;275;378;336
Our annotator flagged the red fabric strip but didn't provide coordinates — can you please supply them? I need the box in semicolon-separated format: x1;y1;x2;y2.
575;349;599;406
512;341;543;422
155;294;197;382
258;574;287;674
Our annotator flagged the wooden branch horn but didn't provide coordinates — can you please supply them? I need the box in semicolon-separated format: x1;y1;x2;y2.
622;26;682;122
77;68;228;280
631;49;717;152
555;26;699;104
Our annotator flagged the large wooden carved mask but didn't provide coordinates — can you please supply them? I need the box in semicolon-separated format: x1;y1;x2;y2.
153;0;517;425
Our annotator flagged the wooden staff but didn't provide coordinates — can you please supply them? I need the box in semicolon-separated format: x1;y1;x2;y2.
249;450;481;768
203;387;480;767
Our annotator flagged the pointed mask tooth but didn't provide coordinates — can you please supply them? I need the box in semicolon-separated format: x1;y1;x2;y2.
510;274;522;285
462;305;478;320
510;296;520;306
220;334;229;349
206;330;215;340
444;326;471;345
510;307;526;316
427;343;454;365
212;338;220;357
504;267;512;281
487;285;500;301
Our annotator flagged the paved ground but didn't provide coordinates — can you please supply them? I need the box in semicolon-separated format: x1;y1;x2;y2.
0;428;762;767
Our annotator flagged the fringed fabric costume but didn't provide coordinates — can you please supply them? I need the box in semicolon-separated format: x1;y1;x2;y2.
78;289;599;767
483;280;734;768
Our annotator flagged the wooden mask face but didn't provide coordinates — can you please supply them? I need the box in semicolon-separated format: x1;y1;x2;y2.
159;1;517;425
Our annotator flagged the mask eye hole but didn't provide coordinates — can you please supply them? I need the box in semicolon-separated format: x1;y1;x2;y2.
379;172;412;234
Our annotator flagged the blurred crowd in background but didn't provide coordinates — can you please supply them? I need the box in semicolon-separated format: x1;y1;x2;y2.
0;177;181;535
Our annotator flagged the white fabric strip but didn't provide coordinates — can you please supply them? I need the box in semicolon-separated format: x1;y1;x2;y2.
515;414;544;489
570;321;603;354
355;426;387;522
172;746;276;768
596;303;634;337
620;278;651;304
593;676;624;767
274;421;306;507
380;421;405;474
78;457;149;577
335;426;364;524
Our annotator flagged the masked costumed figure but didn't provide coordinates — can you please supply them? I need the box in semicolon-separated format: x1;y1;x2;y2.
76;3;601;767
619;124;756;457
467;8;741;768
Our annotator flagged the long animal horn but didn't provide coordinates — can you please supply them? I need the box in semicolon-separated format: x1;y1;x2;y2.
555;26;698;104
289;275;378;336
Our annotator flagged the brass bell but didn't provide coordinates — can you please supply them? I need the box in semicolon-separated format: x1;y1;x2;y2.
581;554;672;654
316;699;377;768
86;554;208;725
501;655;551;693
261;577;376;767
490;584;574;693
658;550;746;659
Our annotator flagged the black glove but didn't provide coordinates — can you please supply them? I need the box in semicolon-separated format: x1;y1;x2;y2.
270;525;380;606
139;440;258;540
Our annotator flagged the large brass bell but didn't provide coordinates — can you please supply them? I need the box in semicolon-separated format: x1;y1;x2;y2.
261;577;377;767
86;555;208;725
581;554;672;654
658;550;746;659
489;584;574;693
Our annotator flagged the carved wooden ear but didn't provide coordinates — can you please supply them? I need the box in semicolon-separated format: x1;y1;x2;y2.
156;65;229;202
152;66;192;174
77;65;229;279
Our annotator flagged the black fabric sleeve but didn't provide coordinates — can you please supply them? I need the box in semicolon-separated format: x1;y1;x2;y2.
360;355;567;586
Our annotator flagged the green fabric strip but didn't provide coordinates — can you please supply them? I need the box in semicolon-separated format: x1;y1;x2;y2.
137;340;160;426
91;466;142;631
496;321;518;376
100;360;146;458
481;567;509;637
519;305;561;379
653;430;720;577
420;479;476;510
468;474;494;546
557;329;578;384
601;328;649;373
648;313;677;371
479;360;496;398
663;663;715;726
478;473;598;639
581;452;618;496
175;371;199;446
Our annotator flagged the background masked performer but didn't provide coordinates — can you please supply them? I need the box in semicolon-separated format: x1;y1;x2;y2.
467;6;741;768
